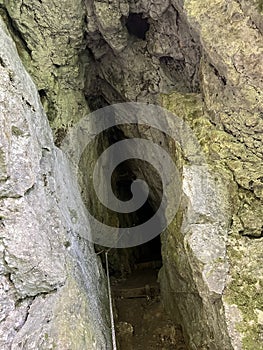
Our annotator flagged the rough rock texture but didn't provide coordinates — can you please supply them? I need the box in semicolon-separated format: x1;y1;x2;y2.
0;0;91;140
85;0;200;102
158;1;263;347
83;1;263;349
0;19;111;349
0;0;262;350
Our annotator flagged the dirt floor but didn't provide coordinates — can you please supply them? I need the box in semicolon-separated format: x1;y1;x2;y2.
112;266;187;350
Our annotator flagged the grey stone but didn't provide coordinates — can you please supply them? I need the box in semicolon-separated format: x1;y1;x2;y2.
0;18;111;349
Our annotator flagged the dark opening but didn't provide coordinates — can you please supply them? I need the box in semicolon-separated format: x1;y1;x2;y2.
125;13;150;40
84;111;186;349
110;161;162;274
97;155;163;277
132;234;162;266
117;176;162;264
38;89;47;99
160;56;200;92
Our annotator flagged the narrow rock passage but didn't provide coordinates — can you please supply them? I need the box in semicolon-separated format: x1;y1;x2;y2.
112;261;187;350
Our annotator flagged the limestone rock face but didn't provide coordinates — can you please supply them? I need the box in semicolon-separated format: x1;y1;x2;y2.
0;0;91;138
159;0;263;346
0;19;111;349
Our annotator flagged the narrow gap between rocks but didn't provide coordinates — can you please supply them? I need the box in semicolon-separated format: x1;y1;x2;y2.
94;131;187;349
81;6;201;348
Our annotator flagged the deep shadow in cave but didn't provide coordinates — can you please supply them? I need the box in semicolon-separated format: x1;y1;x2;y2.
85;95;186;349
97;162;186;349
103;161;163;276
125;13;150;40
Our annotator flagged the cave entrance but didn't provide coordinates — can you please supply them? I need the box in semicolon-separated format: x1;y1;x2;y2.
125;13;150;40
108;235;186;349
101;162;186;349
84;109;186;349
103;166;163;278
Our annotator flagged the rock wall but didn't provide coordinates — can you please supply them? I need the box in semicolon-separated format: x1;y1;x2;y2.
0;0;92;142
159;1;263;348
0;19;111;349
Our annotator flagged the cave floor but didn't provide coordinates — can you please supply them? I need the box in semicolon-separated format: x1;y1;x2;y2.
112;265;187;350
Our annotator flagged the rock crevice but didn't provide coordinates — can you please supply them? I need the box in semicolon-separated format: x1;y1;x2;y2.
0;0;262;349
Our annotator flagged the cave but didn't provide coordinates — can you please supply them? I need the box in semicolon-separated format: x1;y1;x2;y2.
92;137;164;277
1;1;262;349
97;160;187;349
82;117;188;348
80;7;230;345
107;169;163;275
125;13;150;40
